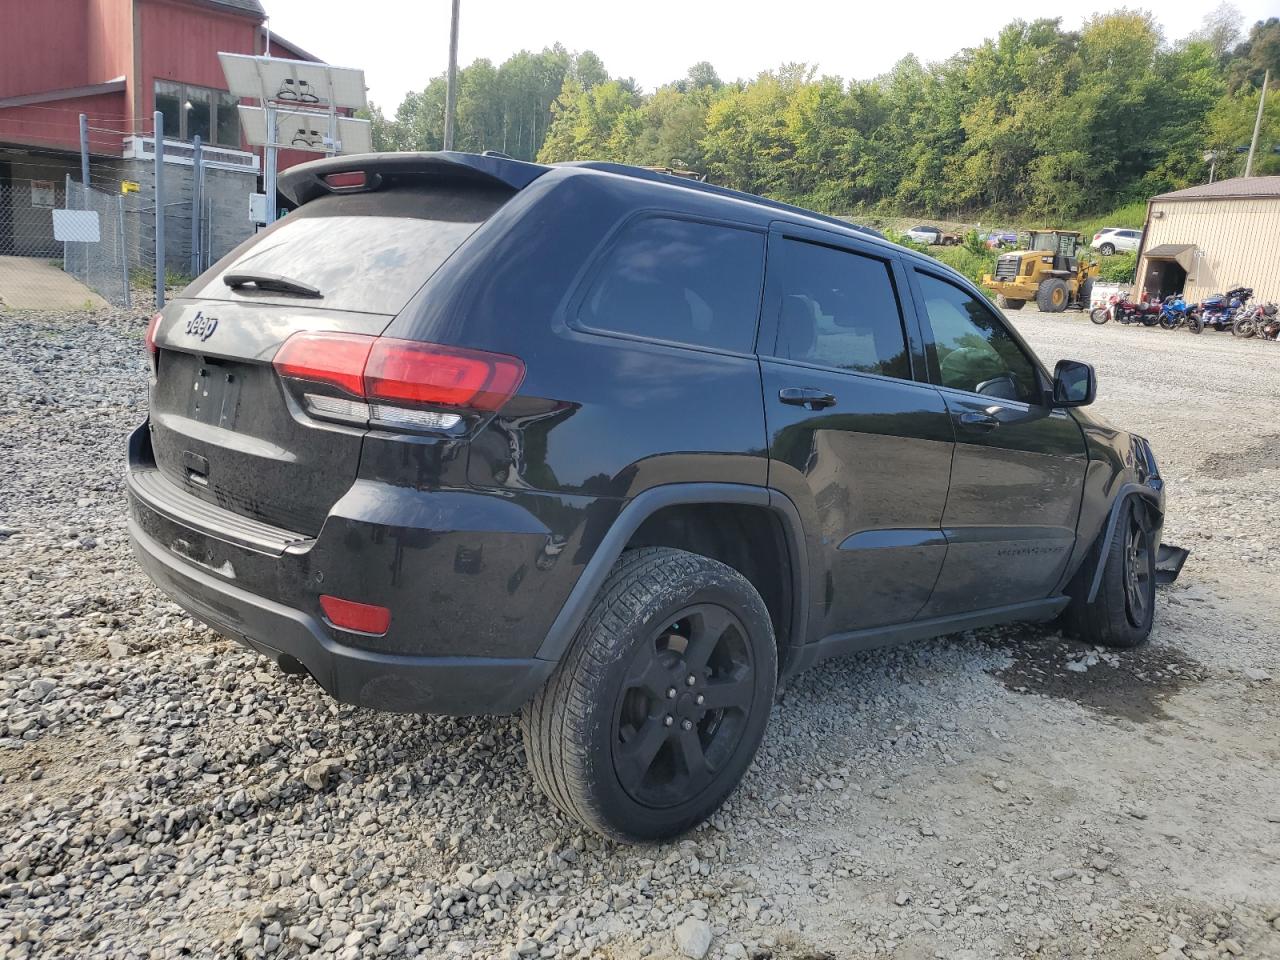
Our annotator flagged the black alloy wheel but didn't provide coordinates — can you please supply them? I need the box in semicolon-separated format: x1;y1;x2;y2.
1122;514;1152;629
521;547;777;842
612;604;756;808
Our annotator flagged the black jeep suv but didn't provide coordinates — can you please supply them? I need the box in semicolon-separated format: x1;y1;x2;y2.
127;152;1170;842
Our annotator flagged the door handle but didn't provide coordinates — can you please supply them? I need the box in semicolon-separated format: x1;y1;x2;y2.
779;387;837;410
957;411;1000;431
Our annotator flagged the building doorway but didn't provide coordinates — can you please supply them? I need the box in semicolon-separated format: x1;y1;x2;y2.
1143;258;1187;300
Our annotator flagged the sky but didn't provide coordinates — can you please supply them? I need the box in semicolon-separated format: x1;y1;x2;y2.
264;0;1277;111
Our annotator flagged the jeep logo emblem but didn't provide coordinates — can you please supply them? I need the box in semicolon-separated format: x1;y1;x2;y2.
185;311;218;342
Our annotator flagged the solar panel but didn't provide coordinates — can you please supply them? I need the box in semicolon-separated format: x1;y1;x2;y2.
238;106;372;155
218;53;367;110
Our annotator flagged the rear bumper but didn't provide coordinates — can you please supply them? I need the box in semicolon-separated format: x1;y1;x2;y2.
129;516;555;714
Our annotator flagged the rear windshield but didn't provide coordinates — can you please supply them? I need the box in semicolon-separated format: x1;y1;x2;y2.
185;182;512;315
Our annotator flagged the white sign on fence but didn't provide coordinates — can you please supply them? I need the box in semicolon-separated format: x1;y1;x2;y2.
52;209;101;243
30;180;55;208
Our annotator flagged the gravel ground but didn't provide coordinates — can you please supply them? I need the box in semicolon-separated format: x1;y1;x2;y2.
1;303;1278;960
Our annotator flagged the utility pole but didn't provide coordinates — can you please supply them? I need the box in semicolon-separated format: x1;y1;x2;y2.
443;0;460;150
1245;69;1269;178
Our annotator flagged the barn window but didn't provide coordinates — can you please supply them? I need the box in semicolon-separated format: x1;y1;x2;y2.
154;81;241;149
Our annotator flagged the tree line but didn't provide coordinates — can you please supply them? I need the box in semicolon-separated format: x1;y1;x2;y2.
365;9;1280;218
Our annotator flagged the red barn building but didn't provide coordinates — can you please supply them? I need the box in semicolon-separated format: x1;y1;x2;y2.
0;0;347;264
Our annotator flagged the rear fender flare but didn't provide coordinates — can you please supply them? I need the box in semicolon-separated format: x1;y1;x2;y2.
1086;483;1164;604
535;484;810;674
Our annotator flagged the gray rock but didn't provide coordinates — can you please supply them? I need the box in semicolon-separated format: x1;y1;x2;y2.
672;918;713;959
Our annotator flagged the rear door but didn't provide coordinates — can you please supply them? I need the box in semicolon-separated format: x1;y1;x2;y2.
907;267;1087;615
147;180;512;536
758;225;955;634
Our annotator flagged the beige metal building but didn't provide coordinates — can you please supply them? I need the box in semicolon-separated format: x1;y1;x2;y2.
1137;176;1280;304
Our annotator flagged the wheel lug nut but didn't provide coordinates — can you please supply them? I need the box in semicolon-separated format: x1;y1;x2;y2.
666;687;677;699
663;715;674;727
695;694;705;706
686;675;696;686
681;719;693;731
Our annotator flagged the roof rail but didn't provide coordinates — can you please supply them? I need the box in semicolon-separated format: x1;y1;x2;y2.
559;161;885;239
278;151;551;206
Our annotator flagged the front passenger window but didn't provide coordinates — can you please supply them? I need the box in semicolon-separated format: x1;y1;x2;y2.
916;272;1042;404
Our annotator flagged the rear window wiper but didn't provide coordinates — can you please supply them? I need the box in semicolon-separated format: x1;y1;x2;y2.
223;272;323;298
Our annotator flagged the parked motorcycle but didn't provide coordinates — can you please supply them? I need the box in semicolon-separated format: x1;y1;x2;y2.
1090;293;1162;326
1232;302;1279;339
1199;286;1253;332
1157;294;1197;330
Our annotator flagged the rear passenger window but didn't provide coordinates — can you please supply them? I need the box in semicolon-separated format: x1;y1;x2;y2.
767;238;910;380
577;217;764;353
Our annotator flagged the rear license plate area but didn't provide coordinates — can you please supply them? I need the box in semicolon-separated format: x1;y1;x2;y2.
190;361;243;428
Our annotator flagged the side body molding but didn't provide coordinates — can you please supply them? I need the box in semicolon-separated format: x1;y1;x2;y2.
535;484;810;676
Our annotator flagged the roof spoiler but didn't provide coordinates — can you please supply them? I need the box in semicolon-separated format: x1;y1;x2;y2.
278;151;551;207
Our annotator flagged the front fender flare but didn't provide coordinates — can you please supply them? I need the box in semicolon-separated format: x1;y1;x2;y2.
1086;481;1164;604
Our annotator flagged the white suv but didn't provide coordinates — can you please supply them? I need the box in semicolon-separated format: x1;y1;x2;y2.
1091;227;1141;255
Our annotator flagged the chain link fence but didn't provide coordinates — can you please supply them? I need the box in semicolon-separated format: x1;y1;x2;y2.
0;178;132;310
2;138;261;313
64;180;131;308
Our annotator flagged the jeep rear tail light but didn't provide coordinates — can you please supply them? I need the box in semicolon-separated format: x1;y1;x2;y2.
272;332;524;432
364;340;524;411
145;312;163;355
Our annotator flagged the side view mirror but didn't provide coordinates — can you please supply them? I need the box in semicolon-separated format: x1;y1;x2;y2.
1053;359;1096;407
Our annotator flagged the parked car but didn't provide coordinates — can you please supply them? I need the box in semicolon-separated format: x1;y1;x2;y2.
905;225;943;244
1091;227;1142;255
127;151;1177;843
982;231;1018;249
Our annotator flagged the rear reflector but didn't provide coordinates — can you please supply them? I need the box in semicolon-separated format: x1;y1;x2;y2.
273;332;524;423
319;595;390;635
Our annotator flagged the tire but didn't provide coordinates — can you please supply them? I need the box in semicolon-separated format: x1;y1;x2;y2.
1078;278;1094;310
1158;313;1178;330
1100;243;1115;256
1037;278;1070;312
521;547;777;843
1188;315;1204;334
997;296;1025;311
1089;307;1110;325
1232;315;1256;338
1065;498;1156;649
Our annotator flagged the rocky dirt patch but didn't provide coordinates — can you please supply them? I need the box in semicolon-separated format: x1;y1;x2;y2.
0;306;1278;960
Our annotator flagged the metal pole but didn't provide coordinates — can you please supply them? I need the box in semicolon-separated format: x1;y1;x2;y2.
79;114;91;187
190;135;203;276
1245;69;1269;179
443;0;460;150
118;193;131;309
264;104;278;223
154;111;165;309
64;173;74;275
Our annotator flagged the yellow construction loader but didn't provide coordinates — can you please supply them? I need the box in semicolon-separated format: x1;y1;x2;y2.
982;230;1100;312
